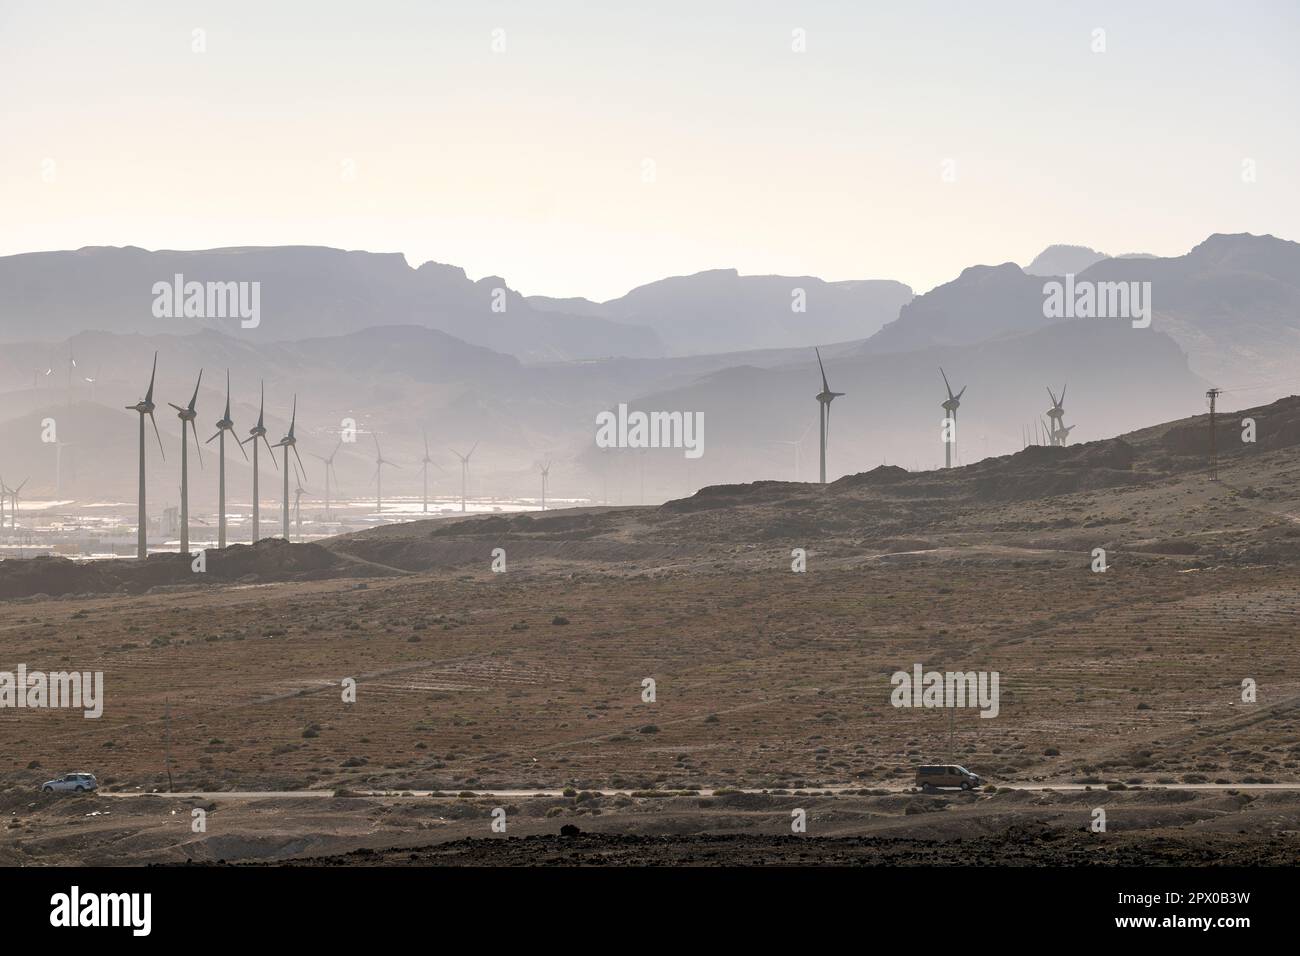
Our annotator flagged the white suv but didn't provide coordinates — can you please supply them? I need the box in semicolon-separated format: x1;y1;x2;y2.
41;773;98;793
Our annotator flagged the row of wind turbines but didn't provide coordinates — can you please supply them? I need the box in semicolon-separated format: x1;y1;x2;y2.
810;349;1076;482
126;353;305;560
123;354;545;560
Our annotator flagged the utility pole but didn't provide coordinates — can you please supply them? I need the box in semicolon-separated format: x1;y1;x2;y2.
164;698;174;792
948;704;955;762
1206;388;1222;480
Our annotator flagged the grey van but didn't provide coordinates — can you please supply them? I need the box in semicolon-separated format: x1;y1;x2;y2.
916;765;981;791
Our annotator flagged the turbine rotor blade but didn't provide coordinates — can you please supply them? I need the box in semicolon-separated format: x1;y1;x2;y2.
149;411;165;460
145;351;158;403
190;419;204;469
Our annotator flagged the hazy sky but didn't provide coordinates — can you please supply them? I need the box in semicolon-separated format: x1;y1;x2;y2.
3;0;1297;300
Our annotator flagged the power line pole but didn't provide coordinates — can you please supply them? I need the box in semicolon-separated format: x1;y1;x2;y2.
164;698;174;792
1206;388;1222;480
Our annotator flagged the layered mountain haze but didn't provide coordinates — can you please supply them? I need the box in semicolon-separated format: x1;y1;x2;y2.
865;233;1300;397
595;318;1207;492
0;246;663;362
530;269;914;355
0;232;1292;507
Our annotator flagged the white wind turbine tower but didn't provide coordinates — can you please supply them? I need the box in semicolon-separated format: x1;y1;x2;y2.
0;477;7;528
450;443;478;512
240;381;278;542
294;469;306;539
205;370;247;549
309;439;342;519
814;348;845;485
54;441;75;497
419;429;442;514
939;367;966;469
538;457;551;510
126;352;165;560
371;433;399;517
168;370;204;553
274;395;306;540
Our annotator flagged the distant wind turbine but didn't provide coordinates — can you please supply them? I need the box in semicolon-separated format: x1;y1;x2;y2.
274;395;306;540
168;369;204;553
770;421;815;481
205;370;247;549
54;440;76;497
1046;385;1071;446
371;433;400;516
939;367;967;469
9;478;27;530
450;443;478;512
309;439;342;519
126;352;165;560
814;348;844;485
82;364;101;403
419;429;443;514
538;457;551;511
240;381;278;542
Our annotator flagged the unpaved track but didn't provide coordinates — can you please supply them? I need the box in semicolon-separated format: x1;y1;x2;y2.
95;781;1300;801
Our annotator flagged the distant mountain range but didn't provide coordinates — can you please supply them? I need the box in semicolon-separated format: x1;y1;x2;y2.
1023;244;1156;276
0;232;1294;502
528;269;913;355
0;247;909;361
0;246;659;363
867;233;1300;388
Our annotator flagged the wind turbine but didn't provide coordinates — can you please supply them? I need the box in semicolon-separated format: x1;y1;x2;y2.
54;441;76;497
814;348;844;485
371;433;399;517
419;429;443;514
538;457;551;511
450;444;478;512
274;395;306;539
770;421;815;481
240;381;277;542
82;364;101;403
168;370;204;553
9;479;27;530
66;353;78;405
205;370;246;549
0;477;6;528
939;368;967;469
127;352;165;560
1046;385;1067;446
309;439;342;519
